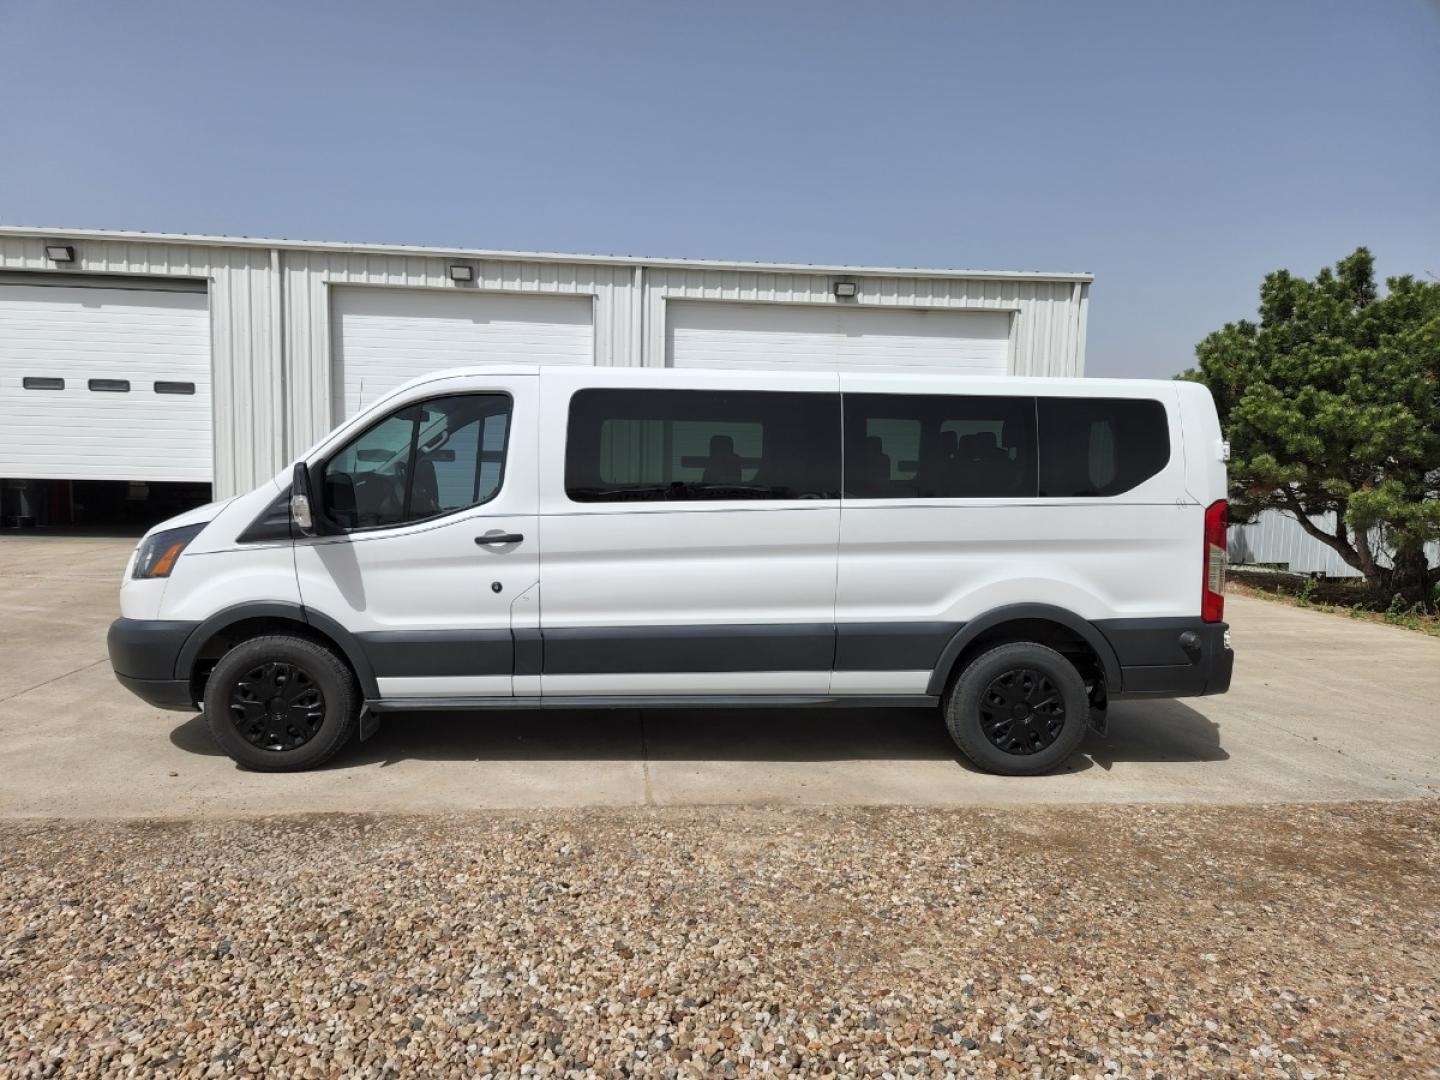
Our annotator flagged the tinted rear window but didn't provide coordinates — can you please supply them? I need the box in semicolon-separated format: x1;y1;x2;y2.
843;394;1037;499
1037;397;1169;497
566;388;840;502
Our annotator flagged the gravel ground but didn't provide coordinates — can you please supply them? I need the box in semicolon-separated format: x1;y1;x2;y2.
2;801;1437;1079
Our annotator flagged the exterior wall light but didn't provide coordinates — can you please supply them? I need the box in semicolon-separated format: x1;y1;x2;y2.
45;244;76;263
833;280;858;298
448;264;474;282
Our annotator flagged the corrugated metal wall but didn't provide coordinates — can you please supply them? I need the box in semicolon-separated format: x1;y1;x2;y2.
0;234;281;497
1230;509;1440;577
1;231;1091;498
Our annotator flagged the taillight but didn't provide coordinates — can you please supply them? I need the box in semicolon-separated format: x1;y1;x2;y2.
1202;499;1227;622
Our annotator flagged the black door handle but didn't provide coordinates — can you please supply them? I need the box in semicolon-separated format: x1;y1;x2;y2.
475;532;524;546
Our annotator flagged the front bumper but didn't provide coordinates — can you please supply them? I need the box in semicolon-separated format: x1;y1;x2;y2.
107;618;201;712
1097;619;1233;698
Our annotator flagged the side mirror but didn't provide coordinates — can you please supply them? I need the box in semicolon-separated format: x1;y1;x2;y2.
291;462;320;537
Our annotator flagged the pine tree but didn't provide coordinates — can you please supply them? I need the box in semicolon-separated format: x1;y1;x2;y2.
1182;249;1440;606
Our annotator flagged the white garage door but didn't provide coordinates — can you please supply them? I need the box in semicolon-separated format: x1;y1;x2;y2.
0;280;211;482
666;301;1011;374
332;287;594;420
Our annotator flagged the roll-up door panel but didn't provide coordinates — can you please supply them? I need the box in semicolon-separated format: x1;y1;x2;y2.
0;283;211;481
666;300;1010;374
332;287;593;419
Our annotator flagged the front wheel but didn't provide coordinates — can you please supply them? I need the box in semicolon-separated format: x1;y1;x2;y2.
203;634;360;772
944;642;1089;775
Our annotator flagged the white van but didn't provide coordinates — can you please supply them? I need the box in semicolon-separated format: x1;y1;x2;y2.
108;366;1232;775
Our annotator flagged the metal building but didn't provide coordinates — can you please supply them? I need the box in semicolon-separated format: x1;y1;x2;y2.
0;226;1091;523
1229;509;1440;578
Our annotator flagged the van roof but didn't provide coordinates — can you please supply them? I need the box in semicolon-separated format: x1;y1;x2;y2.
391;364;1182;395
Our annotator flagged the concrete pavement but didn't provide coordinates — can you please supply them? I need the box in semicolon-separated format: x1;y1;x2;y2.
1;535;1436;817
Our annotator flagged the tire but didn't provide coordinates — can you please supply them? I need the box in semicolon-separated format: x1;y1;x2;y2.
944;641;1089;776
203;634;360;772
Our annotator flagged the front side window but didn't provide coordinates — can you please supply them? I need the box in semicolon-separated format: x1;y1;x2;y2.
843;394;1037;499
566;388;840;502
1037;397;1169;497
321;393;511;530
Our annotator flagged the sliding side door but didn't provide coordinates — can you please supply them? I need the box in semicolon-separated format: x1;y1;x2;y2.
536;370;842;698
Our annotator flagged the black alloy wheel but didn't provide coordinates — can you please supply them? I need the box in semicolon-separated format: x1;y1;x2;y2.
942;641;1090;775
977;667;1066;755
204;634;360;771
229;661;327;751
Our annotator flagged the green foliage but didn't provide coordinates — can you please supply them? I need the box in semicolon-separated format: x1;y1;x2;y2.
1382;593;1424;630
1296;576;1317;607
1181;249;1440;604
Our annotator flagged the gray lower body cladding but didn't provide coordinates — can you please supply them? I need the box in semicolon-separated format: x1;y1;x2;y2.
1096;618;1233;697
107;613;1232;709
107;617;200;710
352;623;961;679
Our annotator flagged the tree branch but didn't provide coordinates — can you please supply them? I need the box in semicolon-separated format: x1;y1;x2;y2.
1277;487;1363;573
1337;495;1380;580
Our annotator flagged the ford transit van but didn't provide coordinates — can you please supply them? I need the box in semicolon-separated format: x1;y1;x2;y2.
107;366;1233;775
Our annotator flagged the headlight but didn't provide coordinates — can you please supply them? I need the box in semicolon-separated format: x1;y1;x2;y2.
132;523;206;579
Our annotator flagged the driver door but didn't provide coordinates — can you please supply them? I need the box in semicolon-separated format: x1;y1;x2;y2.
294;377;538;700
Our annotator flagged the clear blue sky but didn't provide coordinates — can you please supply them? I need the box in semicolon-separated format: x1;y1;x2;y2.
2;1;1437;377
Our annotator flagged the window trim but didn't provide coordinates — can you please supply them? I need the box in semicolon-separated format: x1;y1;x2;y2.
315;390;514;535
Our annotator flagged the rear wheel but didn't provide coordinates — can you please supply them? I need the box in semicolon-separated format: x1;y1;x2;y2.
944;641;1089;775
203;634;359;771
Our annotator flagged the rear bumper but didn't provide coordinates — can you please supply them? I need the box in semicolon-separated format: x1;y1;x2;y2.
114;673;198;711
1098;619;1233;699
107;617;200;711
